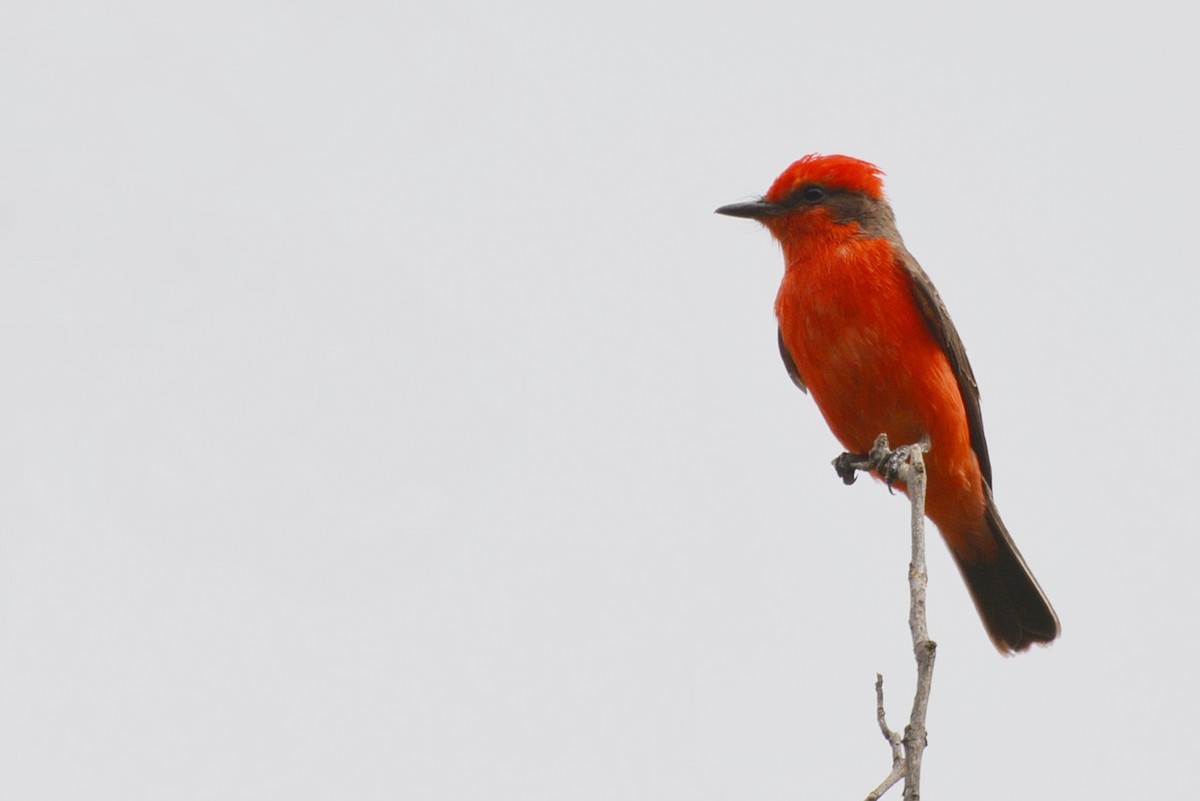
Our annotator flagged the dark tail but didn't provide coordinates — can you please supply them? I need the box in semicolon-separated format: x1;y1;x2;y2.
952;488;1060;653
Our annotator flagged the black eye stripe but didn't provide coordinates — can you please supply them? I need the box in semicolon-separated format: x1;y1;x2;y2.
787;184;827;205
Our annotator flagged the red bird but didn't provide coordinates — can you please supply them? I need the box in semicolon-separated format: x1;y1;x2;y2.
717;154;1059;652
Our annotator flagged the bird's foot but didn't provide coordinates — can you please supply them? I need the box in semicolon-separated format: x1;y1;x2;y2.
832;450;867;485
879;446;911;494
832;434;928;492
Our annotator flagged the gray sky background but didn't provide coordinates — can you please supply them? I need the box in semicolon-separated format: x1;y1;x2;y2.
2;1;1197;798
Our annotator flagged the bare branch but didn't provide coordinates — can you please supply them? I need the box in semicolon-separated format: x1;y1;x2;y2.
837;437;937;801
864;674;904;801
875;674;903;764
901;446;935;801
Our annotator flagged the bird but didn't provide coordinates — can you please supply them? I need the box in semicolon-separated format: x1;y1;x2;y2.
716;154;1059;653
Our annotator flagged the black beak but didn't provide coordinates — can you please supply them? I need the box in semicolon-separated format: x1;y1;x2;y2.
714;200;785;219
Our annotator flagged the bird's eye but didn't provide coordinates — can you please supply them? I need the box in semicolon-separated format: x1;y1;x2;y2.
801;185;826;202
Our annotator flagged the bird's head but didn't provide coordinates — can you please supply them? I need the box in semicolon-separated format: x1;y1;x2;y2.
716;154;893;241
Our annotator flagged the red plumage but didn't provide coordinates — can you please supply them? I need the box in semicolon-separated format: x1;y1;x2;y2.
718;155;1059;652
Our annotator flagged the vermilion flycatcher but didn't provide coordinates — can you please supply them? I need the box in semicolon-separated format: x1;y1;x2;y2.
717;154;1059;653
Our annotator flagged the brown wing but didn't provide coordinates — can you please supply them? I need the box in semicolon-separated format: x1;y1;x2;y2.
778;328;807;394
896;249;994;487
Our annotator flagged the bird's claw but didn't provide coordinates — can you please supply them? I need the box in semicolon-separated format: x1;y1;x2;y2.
832;452;864;485
881;446;911;494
